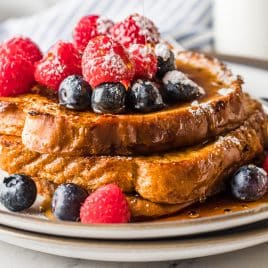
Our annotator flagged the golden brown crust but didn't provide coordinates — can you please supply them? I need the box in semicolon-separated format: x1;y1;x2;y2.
30;177;192;218
126;195;193;219
0;51;255;156
0;106;266;205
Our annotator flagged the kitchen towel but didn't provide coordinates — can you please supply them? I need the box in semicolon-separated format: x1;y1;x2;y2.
0;0;212;52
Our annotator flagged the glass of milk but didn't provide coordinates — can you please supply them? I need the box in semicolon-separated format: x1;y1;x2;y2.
214;0;268;60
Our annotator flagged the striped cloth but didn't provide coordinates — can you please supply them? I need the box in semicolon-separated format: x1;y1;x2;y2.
0;0;213;52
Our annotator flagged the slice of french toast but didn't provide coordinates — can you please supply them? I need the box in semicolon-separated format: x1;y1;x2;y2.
0;51;252;156
32;177;193;219
0;106;266;206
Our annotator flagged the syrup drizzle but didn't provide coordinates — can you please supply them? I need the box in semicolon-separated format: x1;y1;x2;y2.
154;193;268;223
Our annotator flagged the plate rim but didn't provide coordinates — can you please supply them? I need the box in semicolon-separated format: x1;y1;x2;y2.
0;219;268;262
0;198;268;240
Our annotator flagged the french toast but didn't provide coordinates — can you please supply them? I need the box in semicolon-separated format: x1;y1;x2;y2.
33;177;193;218
0;14;267;223
0;107;266;207
0;51;248;156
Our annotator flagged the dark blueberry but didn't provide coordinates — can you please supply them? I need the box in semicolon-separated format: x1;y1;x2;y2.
155;44;176;79
162;70;204;102
0;174;37;212
59;75;92;111
91;82;126;114
52;183;88;221
231;165;268;201
128;79;165;113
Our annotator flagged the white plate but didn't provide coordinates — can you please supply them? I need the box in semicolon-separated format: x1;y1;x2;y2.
0;220;268;262
0;62;267;243
0;199;268;240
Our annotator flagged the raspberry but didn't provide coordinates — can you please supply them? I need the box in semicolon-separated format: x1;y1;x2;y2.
3;36;42;64
110;13;160;47
80;184;131;224
128;44;157;79
263;155;268;173
0;51;35;96
82;35;134;88
35;41;82;91
73;15;114;53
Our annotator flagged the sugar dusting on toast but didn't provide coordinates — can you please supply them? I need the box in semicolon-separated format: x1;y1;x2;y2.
218;88;234;96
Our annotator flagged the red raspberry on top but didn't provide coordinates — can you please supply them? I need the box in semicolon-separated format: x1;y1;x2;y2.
80;184;131;224
3;36;42;64
110;13;160;48
0;51;35;96
82;35;134;88
128;44;157;79
73;15;114;53
34;41;82;91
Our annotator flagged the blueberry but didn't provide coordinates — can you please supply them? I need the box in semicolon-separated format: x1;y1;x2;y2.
162;70;204;102
59;75;92;110
128;79;165;113
155;43;176;78
91;82;126;114
52;183;88;221
231;165;268;201
0;174;37;212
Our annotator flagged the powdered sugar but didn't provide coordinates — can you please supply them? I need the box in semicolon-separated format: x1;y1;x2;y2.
127;44;157;79
154;43;170;60
218;87;234;96
96;17;114;35
131;13;160;44
128;44;154;60
87;53;127;77
191;100;199;106
218;135;241;146
188;101;214;116
163;70;205;95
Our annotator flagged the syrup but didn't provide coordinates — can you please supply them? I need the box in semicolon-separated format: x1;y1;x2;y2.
154;192;268;223
39;193;268;223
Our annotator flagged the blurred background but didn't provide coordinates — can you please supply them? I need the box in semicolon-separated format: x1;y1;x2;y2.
0;0;267;60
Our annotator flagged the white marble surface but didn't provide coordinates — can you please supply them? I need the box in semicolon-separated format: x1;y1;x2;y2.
0;241;268;268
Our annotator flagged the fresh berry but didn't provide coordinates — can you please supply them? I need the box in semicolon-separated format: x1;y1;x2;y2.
128;79;165;113
110;13;160;47
128;44;157;79
0;174;37;212
162;70;205;102
35;41;82;91
73;15;114;53
3;36;42;64
82;35;134;88
58;75;92;110
154;43;175;78
0;52;35;96
80;184;130;224
52;183;88;221
231;165;268;201
263;155;268;173
91;82;126;114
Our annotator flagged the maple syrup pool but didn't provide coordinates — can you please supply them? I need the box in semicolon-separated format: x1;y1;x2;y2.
41;192;268;223
151;192;268;223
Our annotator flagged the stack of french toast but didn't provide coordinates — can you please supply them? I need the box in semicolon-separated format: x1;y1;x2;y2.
0;13;267;221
